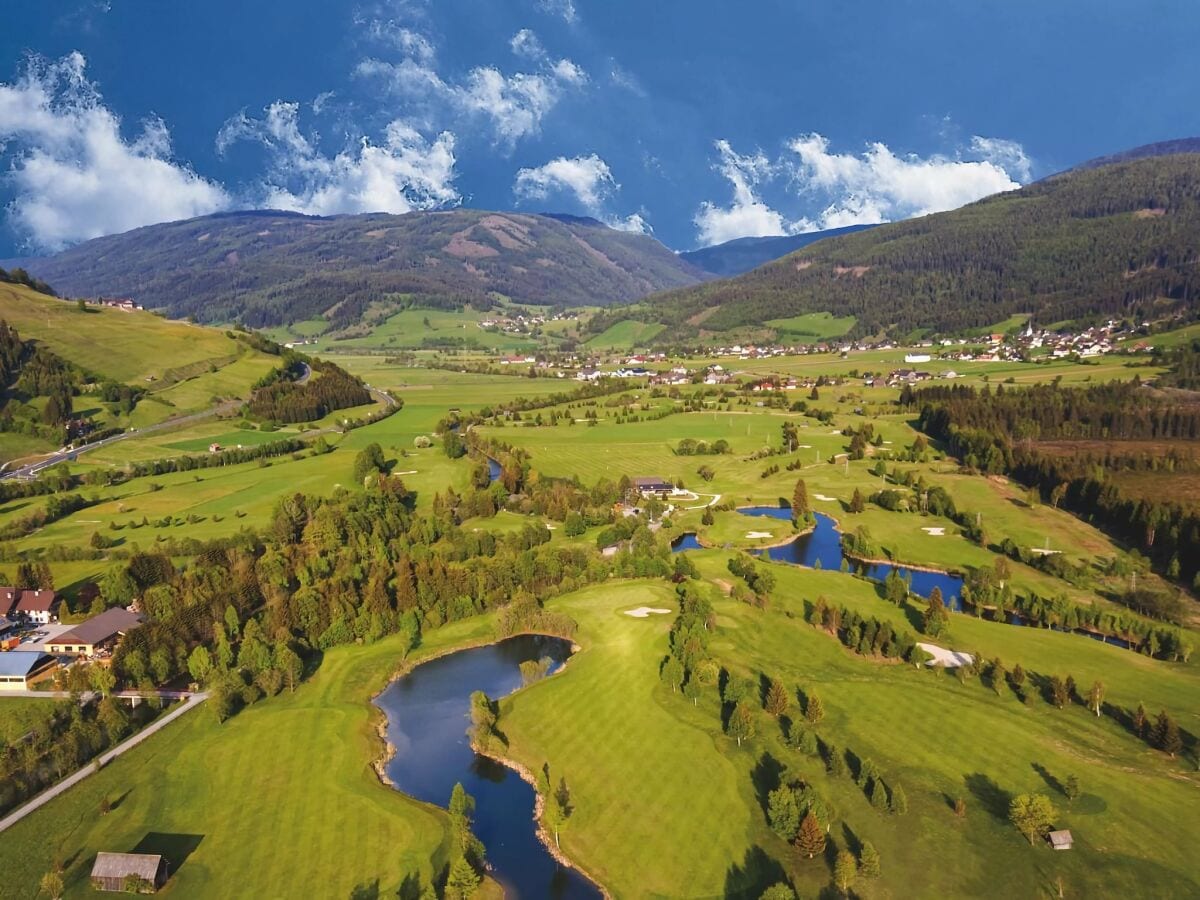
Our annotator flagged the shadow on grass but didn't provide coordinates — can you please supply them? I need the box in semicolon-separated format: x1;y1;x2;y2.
964;772;1010;821
1031;762;1063;796
132;832;204;874
751;752;786;818
723;845;788;899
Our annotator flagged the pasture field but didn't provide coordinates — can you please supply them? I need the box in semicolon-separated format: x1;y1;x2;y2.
501;576;1200;898
765;311;857;340
5;367;572;579
0;283;269;387
0;614;504;899
584;319;666;350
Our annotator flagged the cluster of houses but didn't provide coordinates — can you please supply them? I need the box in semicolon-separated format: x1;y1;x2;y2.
0;588;144;691
480;310;578;336
90;297;145;312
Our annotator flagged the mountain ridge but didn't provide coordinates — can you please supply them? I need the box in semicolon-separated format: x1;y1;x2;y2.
615;153;1200;342
679;224;877;277
9;208;709;328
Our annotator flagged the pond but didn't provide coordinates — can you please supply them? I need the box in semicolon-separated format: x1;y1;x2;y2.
671;532;703;552
375;635;601;899
487;457;503;483
739;508;966;609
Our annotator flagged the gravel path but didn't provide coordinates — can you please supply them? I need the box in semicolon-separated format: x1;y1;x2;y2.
0;692;207;834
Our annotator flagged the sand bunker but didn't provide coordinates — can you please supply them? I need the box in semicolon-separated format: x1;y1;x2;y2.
921;527;946;536
813;494;836;502
1030;548;1062;556
745;531;774;539
917;643;975;668
624;607;673;618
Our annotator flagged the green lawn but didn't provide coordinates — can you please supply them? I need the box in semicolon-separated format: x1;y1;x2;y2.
501;576;1200;898
765;312;857;340
0;615;501;898
584;319;666;350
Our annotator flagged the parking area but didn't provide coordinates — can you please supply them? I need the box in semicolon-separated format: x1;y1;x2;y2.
9;622;74;653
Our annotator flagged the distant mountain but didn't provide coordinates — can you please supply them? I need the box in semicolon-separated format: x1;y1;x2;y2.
1071;138;1200;172
679;225;876;277
617;152;1200;342
10;209;708;328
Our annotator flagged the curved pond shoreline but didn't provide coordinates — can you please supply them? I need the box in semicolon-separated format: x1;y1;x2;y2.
370;633;604;899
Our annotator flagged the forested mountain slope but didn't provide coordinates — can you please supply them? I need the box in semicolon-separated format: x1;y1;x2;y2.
626;154;1200;340
10;210;707;328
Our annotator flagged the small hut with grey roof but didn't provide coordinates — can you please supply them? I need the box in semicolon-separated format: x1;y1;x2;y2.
89;852;169;892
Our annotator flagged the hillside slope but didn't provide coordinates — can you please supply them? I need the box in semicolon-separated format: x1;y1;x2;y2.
0;282;278;448
11;209;708;328
627;153;1200;340
679;224;875;276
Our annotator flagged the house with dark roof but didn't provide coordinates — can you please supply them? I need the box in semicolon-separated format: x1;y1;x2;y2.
632;477;674;498
0;651;58;691
90;852;169;892
0;586;19;619
15;589;61;624
46;607;144;658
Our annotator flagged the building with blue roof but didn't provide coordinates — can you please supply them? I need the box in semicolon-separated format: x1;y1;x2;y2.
0;651;57;690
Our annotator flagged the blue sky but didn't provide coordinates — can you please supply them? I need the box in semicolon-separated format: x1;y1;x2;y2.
1;0;1197;256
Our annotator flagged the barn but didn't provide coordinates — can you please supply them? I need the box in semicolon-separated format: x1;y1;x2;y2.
90;852;169;892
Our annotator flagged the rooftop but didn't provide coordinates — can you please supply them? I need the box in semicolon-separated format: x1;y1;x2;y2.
91;852;165;881
53;607;144;647
0;651;55;678
14;589;59;613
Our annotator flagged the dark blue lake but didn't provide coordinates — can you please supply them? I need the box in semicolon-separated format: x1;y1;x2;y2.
487;457;503;483
375;635;600;899
671;532;703;551
739;508;966;609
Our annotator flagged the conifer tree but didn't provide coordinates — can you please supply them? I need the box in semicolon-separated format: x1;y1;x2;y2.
833;849;857;895
764;678;790;717
794;811;826;859
859;841;881;878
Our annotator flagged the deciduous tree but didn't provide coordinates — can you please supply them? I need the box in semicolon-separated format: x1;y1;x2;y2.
1009;793;1056;845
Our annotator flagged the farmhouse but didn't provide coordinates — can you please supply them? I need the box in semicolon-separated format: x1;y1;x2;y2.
90;852;169;892
0;587;17;618
46;607;144;658
11;589;61;624
632;477;674;498
0;651;58;691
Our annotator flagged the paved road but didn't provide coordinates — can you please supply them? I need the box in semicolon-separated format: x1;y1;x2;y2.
1;400;241;481
0;692;208;834
0;689;194;702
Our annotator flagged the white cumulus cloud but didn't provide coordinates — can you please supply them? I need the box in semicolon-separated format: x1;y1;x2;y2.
693;132;1031;245
514;154;649;233
693;140;806;247
787;133;1027;227
510;28;546;62
536;0;578;24
0;53;230;251
217;101;458;216
514;153;614;209
357;24;586;147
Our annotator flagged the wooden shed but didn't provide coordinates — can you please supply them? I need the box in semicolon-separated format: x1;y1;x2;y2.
1048;829;1074;851
90;852;169;892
